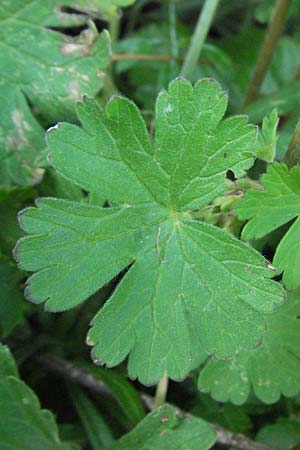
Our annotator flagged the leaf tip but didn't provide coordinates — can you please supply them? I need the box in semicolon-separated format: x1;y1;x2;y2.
91;349;105;367
86;335;95;346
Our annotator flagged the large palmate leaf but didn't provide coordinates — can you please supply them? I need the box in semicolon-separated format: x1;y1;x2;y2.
0;0;110;187
235;163;300;290
111;404;216;450
15;78;284;384
0;344;75;450
198;292;300;405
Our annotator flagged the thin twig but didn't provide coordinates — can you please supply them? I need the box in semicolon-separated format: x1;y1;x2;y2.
242;0;291;107
111;53;211;64
169;0;179;66
37;355;274;450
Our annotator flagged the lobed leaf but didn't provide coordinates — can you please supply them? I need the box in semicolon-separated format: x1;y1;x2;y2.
235;162;300;289
198;292;300;405
0;0;110;187
15;79;284;384
111;404;216;450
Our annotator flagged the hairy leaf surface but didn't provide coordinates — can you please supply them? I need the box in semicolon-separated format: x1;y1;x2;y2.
15;79;284;384
198;292;300;405
235;162;300;289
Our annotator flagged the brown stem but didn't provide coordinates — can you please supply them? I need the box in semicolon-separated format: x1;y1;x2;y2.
37;355;274;450
242;0;291;108
284;117;300;168
111;53;211;65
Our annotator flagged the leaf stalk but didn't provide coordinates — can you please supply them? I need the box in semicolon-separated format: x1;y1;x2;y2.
154;372;169;408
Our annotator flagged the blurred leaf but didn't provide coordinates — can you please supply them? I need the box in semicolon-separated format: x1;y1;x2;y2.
0;187;35;254
111;404;216;450
245;81;300;123
79;362;145;426
192;394;251;434
116;23;234;108
255;0;300;23
277;117;298;160
0;252;25;337
256;418;300;449
199;292;300;405
69;385;115;450
0;1;110;187
222;30;300;114
0;344;76;449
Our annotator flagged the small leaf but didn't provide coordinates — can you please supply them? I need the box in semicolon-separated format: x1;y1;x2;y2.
255;109;279;162
111;404;216;450
235;162;300;289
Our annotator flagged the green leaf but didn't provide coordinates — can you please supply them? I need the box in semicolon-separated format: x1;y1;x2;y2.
255;109;279;162
0;187;35;254
15;78;284;384
79;362;145;425
256;418;300;450
245;82;300;123
192;394;251;434
69;385;115;450
111;404;216;450
222;31;300;115
198;292;300;405
235;162;300;290
0;1;110;187
0;344;75;450
0;252;24;337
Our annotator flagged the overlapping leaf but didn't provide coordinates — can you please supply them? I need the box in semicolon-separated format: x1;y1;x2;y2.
0;344;75;450
198;292;300;405
0;0;110;187
235;163;300;289
111;404;216;450
15;78;284;384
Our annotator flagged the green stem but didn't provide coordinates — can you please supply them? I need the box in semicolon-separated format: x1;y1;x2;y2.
284;116;300;168
242;0;290;107
181;0;221;79
154;372;169;408
169;0;179;65
108;10;121;44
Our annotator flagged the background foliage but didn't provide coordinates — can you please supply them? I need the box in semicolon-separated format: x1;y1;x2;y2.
1;0;300;449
